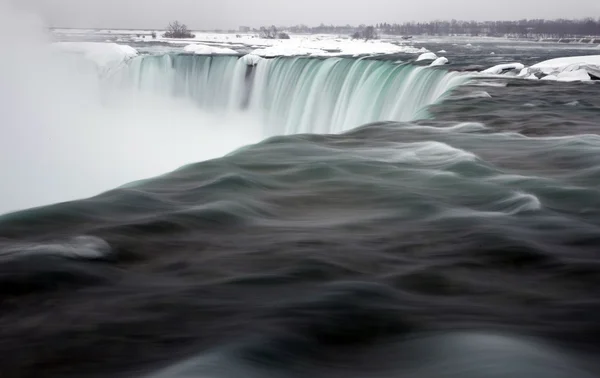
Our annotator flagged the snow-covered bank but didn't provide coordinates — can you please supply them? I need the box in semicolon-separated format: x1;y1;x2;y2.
482;63;525;75
430;57;449;66
540;69;591;82
481;55;600;82
245;38;424;57
531;55;600;73
162;32;425;57
417;52;438;61
52;42;138;74
183;44;238;55
53;29;428;58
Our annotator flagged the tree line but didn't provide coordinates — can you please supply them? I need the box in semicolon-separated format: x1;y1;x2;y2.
278;19;600;38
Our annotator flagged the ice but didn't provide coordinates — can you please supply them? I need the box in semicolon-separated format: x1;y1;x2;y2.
249;38;422;57
517;67;530;77
437;50;447;53
531;55;600;73
541;69;591;82
430;57;449;66
134;31;424;57
52;42;138;73
523;55;600;81
482;63;525;74
155;32;425;57
250;46;324;57
240;54;263;66
417;52;438;61
183;44;239;55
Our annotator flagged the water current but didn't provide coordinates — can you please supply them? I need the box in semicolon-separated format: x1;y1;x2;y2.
1;16;600;378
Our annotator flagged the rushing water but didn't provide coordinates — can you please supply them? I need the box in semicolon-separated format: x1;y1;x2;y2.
112;54;467;134
1;25;600;378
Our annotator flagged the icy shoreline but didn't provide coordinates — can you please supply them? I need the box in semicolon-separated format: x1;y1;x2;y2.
482;55;600;82
51;37;600;84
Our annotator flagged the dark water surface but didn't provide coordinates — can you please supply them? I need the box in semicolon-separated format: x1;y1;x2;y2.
1;61;600;377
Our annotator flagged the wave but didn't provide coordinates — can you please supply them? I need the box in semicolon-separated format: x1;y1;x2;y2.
2;119;600;377
148;330;594;378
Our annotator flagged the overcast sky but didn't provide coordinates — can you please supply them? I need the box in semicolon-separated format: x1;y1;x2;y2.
16;0;600;29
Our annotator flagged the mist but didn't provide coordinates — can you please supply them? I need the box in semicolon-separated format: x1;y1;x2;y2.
0;3;263;214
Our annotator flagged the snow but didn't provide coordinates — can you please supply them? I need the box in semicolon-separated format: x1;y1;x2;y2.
250;46;324;57
249;39;422;57
482;63;525;74
481;55;600;82
541;69;591;82
183;44;238;55
526;55;600;81
52;29;427;58
159;32;424;57
416;52;438;61
430;57;449;66
531;55;600;73
240;54;263;65
52;42;138;73
517;67;530;77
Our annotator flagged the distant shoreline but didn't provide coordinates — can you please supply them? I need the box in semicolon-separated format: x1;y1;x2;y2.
49;28;600;45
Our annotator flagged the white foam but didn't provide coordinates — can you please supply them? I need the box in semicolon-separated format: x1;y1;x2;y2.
1;236;111;260
442;191;541;218
454;91;492;100
502;191;542;214
403;122;488;133
469;80;507;87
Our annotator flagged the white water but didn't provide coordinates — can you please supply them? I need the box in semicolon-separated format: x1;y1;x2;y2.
112;54;468;135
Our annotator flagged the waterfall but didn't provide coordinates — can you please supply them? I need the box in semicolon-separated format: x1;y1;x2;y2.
111;54;468;135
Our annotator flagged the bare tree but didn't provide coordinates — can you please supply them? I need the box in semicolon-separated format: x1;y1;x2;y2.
163;21;195;39
259;26;269;38
363;26;378;41
351;26;378;40
259;25;291;39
